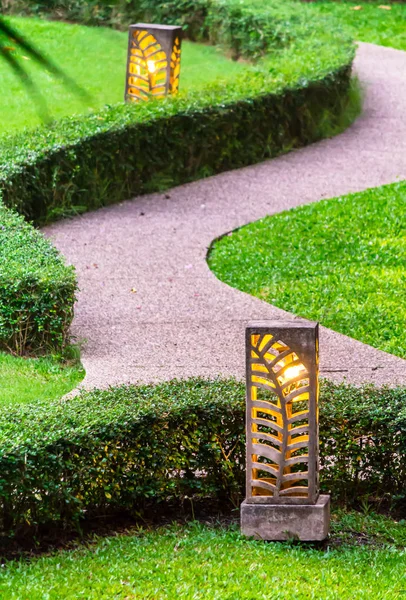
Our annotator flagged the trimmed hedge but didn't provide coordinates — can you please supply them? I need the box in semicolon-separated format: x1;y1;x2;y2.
0;378;405;533
0;203;77;355
0;0;355;223
0;70;354;223
320;381;406;506
0;379;245;532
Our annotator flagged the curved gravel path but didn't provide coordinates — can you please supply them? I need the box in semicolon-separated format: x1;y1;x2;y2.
45;42;406;389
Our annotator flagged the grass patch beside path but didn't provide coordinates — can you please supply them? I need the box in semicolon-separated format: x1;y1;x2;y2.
0;350;84;407
1;513;406;599
0;17;245;134
309;1;406;51
208;181;406;358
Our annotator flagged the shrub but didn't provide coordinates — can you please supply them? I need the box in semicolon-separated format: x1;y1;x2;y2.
0;67;354;224
0;0;355;223
0;379;245;532
0;203;77;354
0;378;405;534
320;381;406;506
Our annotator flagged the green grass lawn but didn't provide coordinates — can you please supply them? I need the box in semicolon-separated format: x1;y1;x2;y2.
1;4;404;133
310;1;406;50
0;351;84;407
1;512;406;599
0;17;245;134
209;181;406;358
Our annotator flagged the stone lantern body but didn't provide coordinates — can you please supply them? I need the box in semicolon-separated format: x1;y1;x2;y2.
241;320;330;541
125;24;182;102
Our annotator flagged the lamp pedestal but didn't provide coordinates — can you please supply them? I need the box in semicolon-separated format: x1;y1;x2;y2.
240;495;330;541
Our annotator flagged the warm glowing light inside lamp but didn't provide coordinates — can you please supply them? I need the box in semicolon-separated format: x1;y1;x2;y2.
147;60;156;73
283;364;306;381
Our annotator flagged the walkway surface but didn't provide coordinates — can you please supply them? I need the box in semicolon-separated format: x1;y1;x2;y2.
45;42;406;389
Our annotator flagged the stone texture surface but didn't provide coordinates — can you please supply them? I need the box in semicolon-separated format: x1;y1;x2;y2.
240;495;330;541
44;42;406;390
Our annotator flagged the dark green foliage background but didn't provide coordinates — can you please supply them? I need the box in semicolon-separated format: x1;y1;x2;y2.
5;0;403;29
0;204;77;355
0;378;405;534
0;0;303;32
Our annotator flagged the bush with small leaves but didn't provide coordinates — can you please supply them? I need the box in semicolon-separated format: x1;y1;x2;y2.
0;203;77;354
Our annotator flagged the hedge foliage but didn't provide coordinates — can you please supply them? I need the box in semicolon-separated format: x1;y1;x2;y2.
0;0;355;223
0;203;77;355
0;378;405;534
0;379;245;533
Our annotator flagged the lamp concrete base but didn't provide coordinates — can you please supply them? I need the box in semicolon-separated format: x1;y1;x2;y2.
241;495;330;541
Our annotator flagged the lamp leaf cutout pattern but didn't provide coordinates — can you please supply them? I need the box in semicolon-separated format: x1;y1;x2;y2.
169;36;181;94
127;29;168;101
247;332;315;503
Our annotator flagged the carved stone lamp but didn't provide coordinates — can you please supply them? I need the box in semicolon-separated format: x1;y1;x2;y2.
125;24;182;102
241;321;330;541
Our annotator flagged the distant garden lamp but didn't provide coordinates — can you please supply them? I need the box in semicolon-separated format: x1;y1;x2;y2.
241;321;330;541
125;24;182;102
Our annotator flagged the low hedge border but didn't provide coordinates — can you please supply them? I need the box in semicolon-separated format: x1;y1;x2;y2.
0;66;355;224
0;203;77;355
0;378;405;534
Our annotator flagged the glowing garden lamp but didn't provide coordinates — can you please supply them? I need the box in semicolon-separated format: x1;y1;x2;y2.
241;321;330;541
125;24;182;102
